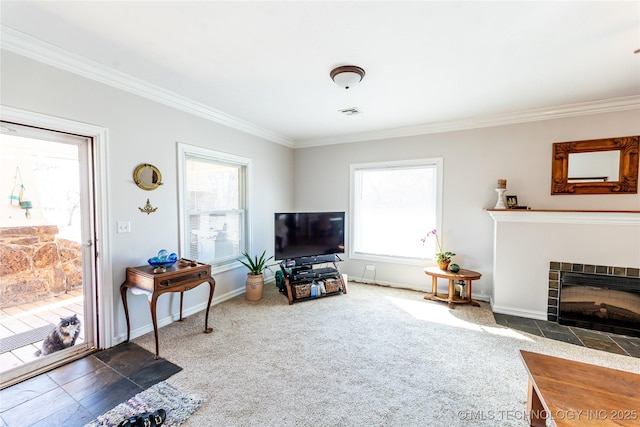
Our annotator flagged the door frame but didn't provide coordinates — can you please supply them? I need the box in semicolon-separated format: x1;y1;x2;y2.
1;106;113;354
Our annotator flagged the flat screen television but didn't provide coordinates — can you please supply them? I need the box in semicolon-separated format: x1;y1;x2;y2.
274;212;345;261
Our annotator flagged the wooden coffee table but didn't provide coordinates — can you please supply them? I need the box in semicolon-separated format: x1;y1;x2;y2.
423;267;481;309
519;350;640;426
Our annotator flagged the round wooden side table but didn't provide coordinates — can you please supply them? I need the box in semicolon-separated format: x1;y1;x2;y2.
423;266;481;309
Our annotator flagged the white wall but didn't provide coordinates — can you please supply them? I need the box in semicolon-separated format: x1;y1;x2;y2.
293;110;640;298
1;50;294;345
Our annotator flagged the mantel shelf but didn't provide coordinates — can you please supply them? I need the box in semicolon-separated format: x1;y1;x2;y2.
484;209;640;213
485;209;640;225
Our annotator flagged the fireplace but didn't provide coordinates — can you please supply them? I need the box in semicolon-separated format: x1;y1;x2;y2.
548;262;640;337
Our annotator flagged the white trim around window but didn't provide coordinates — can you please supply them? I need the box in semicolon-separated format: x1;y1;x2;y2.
177;142;252;275
349;157;443;265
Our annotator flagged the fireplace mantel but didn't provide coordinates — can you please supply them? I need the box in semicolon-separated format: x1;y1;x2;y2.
486;209;640;320
486;209;640;225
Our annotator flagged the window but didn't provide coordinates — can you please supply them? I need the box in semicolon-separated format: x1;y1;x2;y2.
350;158;442;263
178;143;250;270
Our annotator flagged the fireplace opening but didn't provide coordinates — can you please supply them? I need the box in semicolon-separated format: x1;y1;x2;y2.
559;271;640;338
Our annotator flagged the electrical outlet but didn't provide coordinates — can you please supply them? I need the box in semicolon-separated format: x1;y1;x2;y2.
117;221;131;234
365;264;375;271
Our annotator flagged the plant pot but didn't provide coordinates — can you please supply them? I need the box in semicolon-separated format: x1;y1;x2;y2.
437;260;451;271
245;273;264;301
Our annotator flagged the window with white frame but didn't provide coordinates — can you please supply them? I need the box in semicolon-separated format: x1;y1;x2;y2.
178;143;249;269
350;158;442;263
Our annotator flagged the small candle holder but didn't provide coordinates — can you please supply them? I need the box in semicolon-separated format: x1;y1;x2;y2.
495;188;507;209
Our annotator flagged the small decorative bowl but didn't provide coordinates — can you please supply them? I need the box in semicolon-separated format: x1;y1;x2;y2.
148;251;178;273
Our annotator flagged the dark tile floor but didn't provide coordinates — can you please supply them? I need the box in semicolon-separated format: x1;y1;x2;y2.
493;313;640;358
0;342;181;427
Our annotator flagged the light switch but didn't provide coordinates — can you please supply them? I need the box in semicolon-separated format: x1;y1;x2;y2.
117;221;131;233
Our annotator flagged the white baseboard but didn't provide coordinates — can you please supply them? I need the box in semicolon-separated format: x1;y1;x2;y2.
113;286;245;345
490;303;548;320
349;277;490;303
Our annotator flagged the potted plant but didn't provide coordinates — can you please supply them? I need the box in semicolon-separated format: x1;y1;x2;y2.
239;250;274;301
421;229;455;270
435;251;456;270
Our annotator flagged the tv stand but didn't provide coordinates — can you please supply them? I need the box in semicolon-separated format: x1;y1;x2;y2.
281;257;347;305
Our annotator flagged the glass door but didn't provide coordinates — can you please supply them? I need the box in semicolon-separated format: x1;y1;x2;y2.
0;122;97;388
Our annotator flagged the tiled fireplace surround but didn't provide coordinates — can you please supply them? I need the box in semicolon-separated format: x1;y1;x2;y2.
547;261;640;323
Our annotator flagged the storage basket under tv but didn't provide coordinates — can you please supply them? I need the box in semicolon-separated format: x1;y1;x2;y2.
292;283;311;299
324;278;341;294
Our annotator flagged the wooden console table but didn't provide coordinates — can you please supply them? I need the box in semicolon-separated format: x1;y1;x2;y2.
120;261;215;359
423;266;481;309
520;350;640;426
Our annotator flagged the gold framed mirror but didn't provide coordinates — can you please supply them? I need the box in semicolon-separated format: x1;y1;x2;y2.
133;163;163;191
551;136;639;195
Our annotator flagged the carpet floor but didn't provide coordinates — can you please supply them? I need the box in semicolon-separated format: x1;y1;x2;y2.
133;282;640;427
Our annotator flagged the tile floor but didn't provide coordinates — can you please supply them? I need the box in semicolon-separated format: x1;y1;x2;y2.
0;342;181;427
493;313;640;358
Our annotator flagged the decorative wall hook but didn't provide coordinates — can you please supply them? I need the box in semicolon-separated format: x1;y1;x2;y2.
139;198;158;214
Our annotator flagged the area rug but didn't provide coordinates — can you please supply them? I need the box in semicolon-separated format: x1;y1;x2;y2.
85;381;203;427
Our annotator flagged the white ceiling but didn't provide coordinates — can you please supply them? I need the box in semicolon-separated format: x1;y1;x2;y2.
1;1;639;147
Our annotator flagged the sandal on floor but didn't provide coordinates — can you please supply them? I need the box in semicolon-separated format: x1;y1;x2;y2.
117;409;166;427
149;409;167;426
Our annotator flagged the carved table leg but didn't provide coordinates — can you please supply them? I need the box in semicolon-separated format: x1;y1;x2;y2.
204;278;215;333
149;293;161;359
120;284;131;342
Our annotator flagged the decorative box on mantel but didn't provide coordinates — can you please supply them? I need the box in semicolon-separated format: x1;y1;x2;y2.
485;209;640;320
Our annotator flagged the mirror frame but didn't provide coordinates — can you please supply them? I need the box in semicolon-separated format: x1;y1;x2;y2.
551;136;639;195
133;163;163;191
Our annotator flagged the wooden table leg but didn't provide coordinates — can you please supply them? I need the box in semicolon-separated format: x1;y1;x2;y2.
526;378;547;427
204;278;215;333
447;279;455;308
466;279;480;307
149;293;161;360
178;291;185;321
425;276;439;300
120;284;131;342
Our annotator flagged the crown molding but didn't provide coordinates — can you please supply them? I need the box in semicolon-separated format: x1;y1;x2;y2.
0;25;294;148
296;95;640;148
2;25;638;151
